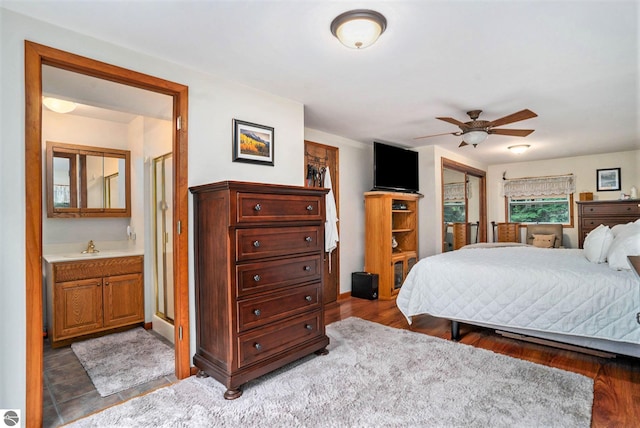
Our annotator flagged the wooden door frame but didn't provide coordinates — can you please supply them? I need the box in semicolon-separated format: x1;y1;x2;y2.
24;41;190;428
441;158;487;252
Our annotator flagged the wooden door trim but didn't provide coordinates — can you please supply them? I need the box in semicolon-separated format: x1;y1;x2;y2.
24;41;190;428
441;158;487;252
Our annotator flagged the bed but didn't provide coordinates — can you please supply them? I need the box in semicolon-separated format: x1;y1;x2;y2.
396;243;640;358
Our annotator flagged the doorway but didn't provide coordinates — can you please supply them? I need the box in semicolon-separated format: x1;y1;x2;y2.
25;41;190;427
441;158;487;252
304;140;339;306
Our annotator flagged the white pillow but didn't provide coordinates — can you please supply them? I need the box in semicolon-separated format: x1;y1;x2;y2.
583;224;614;263
607;230;640;270
611;222;640;238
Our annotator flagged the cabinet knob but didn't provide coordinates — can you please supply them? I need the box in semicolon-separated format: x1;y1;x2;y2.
253;240;261;248
254;343;262;351
253;309;261;316
306;205;313;211
304;265;311;271
105;282;109;286
305;324;313;331
305;295;312;302
305;236;312;242
253;274;261;282
254;204;262;211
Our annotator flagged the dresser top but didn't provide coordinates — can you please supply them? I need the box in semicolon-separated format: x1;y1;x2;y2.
190;180;328;195
576;199;640;205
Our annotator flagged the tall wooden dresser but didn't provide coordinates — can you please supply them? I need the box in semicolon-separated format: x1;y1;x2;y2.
576;200;640;248
189;181;330;399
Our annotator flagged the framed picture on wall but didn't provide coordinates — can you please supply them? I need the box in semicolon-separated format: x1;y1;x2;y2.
596;167;621;191
232;119;274;166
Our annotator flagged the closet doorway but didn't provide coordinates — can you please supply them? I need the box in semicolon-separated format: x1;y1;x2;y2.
304;141;339;306
441;158;487;252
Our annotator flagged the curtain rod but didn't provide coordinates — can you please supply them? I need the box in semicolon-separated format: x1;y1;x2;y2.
502;172;574;181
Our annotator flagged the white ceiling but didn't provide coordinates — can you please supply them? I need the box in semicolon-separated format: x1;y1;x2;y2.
4;1;639;165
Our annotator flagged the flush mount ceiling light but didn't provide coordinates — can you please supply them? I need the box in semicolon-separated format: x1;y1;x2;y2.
508;144;531;154
461;130;488;147
42;97;77;114
330;9;387;49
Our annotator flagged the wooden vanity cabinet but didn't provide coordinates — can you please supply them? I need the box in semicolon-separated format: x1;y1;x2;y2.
46;255;144;347
189;181;330;399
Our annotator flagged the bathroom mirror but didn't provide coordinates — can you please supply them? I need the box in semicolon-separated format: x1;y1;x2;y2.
46;141;131;217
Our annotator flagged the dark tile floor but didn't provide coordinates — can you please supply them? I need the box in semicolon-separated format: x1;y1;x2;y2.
43;331;177;427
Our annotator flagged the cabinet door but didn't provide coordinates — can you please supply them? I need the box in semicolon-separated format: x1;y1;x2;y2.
103;273;144;327
54;278;103;339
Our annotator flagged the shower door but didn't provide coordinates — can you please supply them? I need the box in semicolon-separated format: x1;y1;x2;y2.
153;154;174;322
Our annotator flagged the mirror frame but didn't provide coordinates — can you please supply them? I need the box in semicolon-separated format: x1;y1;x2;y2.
441;158;487;252
46;141;131;217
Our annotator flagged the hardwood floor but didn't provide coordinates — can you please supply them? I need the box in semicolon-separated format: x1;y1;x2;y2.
326;296;640;427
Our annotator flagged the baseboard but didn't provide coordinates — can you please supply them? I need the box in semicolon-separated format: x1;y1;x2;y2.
144;322;153;330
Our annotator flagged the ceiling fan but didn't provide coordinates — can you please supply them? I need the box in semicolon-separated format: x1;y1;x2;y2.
414;109;538;148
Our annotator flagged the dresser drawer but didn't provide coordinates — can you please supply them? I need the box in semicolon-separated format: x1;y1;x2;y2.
236;255;321;297
581;218;637;231
579;202;640;217
236;226;322;261
237;311;322;368
237;192;323;223
237;283;321;332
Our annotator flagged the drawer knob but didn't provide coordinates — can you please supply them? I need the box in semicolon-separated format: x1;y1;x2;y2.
254;343;262;351
253;240;261;248
253;309;261;316
254;204;262;211
304;265;311;271
305;236;312;243
253;274;261;282
305;324;313;331
105;282;109;286
306;205;313;211
305;295;312;302
627;207;631;211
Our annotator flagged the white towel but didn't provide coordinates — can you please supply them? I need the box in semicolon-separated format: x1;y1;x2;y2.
324;167;339;272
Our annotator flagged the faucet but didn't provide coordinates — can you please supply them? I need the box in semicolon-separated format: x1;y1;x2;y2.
82;240;99;254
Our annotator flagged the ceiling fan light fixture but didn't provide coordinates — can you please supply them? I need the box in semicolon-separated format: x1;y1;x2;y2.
330;9;387;49
461;130;488;146
508;144;531;154
43;96;77;114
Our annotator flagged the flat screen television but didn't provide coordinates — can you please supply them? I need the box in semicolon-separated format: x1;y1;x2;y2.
373;142;419;193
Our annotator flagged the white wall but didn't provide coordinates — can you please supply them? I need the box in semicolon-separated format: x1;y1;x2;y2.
0;9;306;415
418;145;488;257
303;128;372;295
487;150;640;248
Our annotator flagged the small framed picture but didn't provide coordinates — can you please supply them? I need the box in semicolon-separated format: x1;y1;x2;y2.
232;119;274;166
596;168;621;191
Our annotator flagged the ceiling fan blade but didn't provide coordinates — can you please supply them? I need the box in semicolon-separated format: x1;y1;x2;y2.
488;128;535;137
458;141;468;148
413;131;460;140
436;117;469;128
487;109;537;127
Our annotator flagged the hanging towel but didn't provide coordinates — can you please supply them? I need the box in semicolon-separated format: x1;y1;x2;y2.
324;166;339;272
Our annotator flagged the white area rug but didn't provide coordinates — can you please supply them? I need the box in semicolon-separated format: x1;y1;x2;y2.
68;318;593;427
71;327;174;397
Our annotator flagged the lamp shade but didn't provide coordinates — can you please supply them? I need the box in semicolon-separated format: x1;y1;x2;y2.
43;97;77;114
461;130;488;146
331;10;387;49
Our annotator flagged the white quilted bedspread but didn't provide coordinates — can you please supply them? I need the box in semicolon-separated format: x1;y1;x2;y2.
396;247;640;344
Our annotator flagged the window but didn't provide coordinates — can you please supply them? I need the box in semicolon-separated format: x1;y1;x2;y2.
502;174;575;226
444;201;466;223
507;195;572;224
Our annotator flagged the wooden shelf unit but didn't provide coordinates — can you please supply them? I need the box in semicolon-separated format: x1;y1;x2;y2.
364;191;421;300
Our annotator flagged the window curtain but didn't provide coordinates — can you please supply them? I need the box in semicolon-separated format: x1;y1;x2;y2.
444;182;471;200
502;174;575;197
